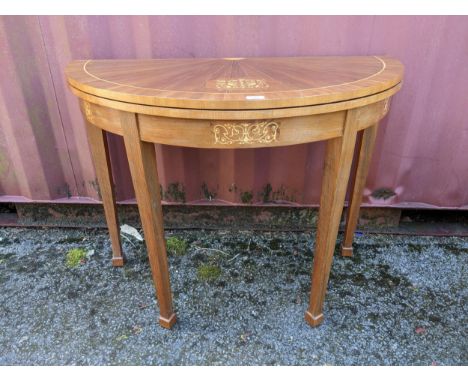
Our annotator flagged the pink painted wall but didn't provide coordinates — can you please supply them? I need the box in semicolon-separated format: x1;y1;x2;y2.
0;16;467;208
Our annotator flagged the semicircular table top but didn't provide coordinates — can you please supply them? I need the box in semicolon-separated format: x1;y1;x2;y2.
65;56;403;110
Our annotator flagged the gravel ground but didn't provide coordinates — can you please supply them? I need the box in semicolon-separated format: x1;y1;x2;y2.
0;227;466;365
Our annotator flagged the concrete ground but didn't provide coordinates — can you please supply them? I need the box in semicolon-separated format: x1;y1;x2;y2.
0;226;466;365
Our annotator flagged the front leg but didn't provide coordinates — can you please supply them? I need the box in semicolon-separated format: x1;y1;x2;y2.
121;111;176;329
305;109;359;327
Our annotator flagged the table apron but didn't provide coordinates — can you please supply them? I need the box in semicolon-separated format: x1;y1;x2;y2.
80;98;390;148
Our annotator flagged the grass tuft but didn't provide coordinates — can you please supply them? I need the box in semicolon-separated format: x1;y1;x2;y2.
197;264;221;282
66;248;87;268
166;236;188;256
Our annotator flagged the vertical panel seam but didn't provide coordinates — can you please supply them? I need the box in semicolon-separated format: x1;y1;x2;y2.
37;15;79;197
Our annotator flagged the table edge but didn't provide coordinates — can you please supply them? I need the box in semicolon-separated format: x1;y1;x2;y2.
65;56;403;110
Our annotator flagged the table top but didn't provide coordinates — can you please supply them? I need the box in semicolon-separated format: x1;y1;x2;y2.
66;56;403;110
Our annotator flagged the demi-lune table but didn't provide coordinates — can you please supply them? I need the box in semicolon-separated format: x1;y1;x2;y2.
65;56;403;329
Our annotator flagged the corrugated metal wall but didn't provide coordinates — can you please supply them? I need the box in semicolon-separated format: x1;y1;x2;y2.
0;16;467;208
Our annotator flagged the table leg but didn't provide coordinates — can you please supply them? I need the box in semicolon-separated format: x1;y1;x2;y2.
305;109;358;327
121;112;176;329
342;124;379;257
85;121;124;267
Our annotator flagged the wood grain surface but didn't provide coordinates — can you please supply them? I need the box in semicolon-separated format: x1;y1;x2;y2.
121;111;176;328
66;56;403;110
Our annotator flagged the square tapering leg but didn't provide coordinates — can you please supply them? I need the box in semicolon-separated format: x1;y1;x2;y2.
305;109;359;327
341;124;379;257
121;111;176;329
84;119;124;267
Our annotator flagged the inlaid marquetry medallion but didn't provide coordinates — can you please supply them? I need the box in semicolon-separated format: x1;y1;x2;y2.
212;120;280;145
207;79;269;90
383;98;390;114
83;101;95;123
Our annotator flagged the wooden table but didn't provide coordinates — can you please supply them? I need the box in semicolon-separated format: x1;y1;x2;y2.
65;56;403;329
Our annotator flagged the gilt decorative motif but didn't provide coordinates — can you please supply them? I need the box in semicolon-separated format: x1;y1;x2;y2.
214;78;269;90
383;98;390;114
212;121;280;145
83;101;95;123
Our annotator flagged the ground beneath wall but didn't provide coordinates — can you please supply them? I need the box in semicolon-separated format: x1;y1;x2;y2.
0;227;466;365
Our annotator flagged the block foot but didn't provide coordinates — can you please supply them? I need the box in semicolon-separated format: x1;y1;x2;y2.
112;257;125;267
341;245;353;257
159;313;177;329
305;311;324;327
